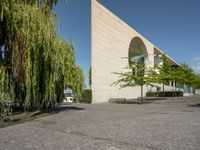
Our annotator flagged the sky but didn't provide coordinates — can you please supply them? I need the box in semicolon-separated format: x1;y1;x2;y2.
54;0;200;87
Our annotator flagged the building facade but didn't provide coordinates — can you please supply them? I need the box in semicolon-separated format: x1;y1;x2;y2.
91;0;192;103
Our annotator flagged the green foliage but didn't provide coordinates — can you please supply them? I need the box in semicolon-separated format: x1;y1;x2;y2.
89;66;92;89
0;0;84;120
149;55;172;84
114;54;200;100
112;58;151;102
81;89;92;103
149;55;200;94
112;59;149;88
62;43;84;100
148;55;174;97
176;64;195;85
73;66;85;101
191;74;200;89
112;63;148;88
168;63;200;91
0;67;13;121
146;91;183;97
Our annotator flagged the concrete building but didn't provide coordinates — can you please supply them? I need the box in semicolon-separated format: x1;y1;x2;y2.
91;0;192;103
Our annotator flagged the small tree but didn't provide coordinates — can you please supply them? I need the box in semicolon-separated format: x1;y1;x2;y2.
178;64;199;93
112;58;149;103
149;55;172;97
170;65;182;95
151;61;200;96
192;74;200;91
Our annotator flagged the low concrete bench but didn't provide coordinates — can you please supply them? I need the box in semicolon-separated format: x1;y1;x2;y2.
109;98;126;103
109;97;165;104
138;97;166;104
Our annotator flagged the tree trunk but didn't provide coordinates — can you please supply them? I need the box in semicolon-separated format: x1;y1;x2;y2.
141;85;143;104
162;83;165;98
174;82;177;97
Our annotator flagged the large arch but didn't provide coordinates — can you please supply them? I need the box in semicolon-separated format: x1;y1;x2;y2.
128;37;148;85
128;37;148;66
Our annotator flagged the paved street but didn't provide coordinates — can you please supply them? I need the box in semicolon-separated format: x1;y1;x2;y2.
0;96;200;150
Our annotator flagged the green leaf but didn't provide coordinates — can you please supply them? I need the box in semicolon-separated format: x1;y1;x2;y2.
0;5;3;21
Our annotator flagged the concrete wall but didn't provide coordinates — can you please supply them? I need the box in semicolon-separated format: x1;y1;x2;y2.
91;0;174;103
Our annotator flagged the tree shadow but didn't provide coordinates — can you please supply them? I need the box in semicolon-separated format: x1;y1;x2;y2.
1;106;85;128
109;99;152;104
120;101;152;104
31;106;84;117
188;103;200;107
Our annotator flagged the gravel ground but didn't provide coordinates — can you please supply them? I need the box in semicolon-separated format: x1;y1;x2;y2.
0;96;200;150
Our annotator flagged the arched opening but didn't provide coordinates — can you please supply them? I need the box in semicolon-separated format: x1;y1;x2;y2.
128;37;148;101
128;37;148;78
129;37;148;65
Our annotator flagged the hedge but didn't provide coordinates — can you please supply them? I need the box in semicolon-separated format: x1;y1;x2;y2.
81;89;92;103
146;91;183;97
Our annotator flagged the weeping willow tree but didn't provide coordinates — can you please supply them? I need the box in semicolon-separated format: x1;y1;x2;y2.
63;43;84;102
0;67;13;121
0;0;84;121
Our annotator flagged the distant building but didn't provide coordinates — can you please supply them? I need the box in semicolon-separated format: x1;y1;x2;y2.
64;88;74;103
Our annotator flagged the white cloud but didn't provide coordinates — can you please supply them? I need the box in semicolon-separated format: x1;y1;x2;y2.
191;54;200;73
193;65;200;73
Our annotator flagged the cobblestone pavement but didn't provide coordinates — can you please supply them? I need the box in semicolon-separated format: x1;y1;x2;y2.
0;96;200;150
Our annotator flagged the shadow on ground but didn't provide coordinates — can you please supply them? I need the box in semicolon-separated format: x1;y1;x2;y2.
31;106;85;117
188;103;200;107
111;101;152;104
109;97;167;105
0;105;85;128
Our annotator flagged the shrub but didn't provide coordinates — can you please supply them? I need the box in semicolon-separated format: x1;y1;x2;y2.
146;91;183;97
81;89;92;103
